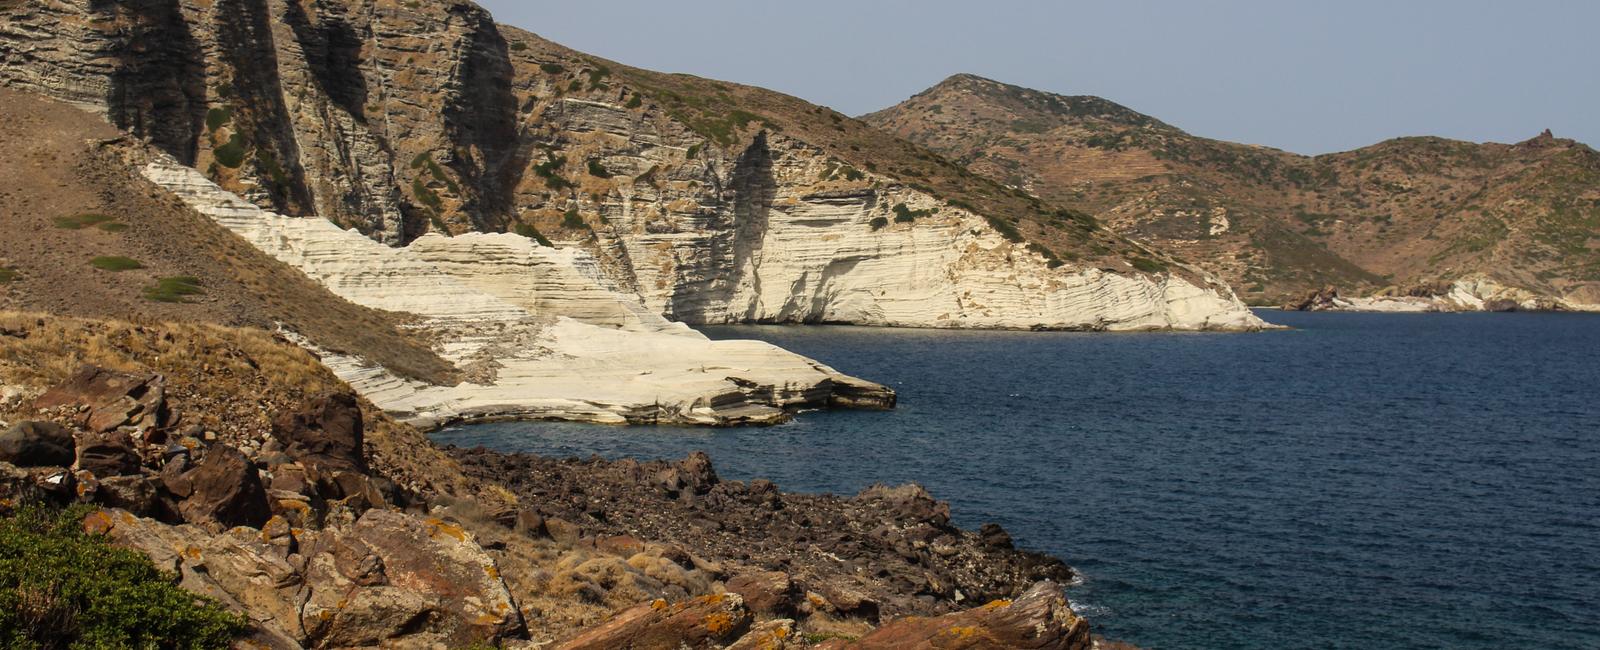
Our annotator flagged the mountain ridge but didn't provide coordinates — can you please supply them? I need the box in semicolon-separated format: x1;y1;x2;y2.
864;73;1600;308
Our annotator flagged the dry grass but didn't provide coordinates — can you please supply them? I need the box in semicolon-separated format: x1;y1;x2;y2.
0;311;474;499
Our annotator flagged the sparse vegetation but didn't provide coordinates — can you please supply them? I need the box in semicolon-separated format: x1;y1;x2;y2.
90;256;142;272
540;63;565;75
51;213;115;230
0;504;248;649
142;276;204;303
562;208;586;230
586;158;612;179
514;222;553;247
213;133;248;169
892;203;936;223
205;106;233;132
1129;256;1168;274
0;267;18;283
869;216;888;231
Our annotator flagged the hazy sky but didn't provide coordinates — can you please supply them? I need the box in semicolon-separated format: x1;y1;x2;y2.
478;1;1597;155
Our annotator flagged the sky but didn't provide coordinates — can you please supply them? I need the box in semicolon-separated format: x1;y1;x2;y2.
477;1;1598;155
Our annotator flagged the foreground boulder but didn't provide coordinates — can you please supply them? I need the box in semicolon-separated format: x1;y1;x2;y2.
85;507;525;648
34;365;171;433
271;392;366;473
556;593;754;650
0;420;74;467
171;445;270;529
838;582;1089;650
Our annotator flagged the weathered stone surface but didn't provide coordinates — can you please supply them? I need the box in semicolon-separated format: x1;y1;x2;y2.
35;366;169;433
86;507;525;649
0;420;74;467
725;618;800;650
555;593;753;650
73;430;142;477
726;571;799;617
176;445;270;529
843;582;1089;650
270;391;366;473
452;449;1074;620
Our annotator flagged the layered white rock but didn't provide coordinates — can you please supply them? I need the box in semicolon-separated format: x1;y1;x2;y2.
1324;275;1600;313
583;134;1267;332
142;157;892;428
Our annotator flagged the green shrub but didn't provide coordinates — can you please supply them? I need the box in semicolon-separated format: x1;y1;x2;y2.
985;216;1025;243
514;223;553;247
625;94;643;109
509;41;528;52
142;276;204;303
567;79;582;92
869;216;888;231
540;63;565;75
412;179;443;211
0;504;248;649
204;106;233;132
1130;256;1168;273
90;257;142;272
585;65;611;91
685;144;702;160
892;203;935;223
562;209;586;229
51;214;114;230
586;159;611;179
841;167;865;182
0;267;18;283
213;133;247;169
96;222;128;233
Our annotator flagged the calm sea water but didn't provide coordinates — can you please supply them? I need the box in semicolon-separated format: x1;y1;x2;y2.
433;311;1600;649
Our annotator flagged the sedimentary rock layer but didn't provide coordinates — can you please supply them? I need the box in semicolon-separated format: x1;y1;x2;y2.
141;156;892;427
0;0;1265;332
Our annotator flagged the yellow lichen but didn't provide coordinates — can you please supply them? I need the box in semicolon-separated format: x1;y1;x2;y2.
703;612;734;635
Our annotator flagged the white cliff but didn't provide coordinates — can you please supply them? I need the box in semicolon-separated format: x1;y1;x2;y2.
1310;276;1600;313
141;157;893;428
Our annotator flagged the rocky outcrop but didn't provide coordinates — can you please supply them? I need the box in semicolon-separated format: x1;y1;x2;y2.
555;593;754;650
0;420;74;467
448;448;1075;621
1284;276;1600;313
0;0;1264;333
139;155;893;427
839;581;1089;650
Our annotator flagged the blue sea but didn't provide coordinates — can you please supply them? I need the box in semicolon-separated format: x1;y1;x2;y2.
432;311;1600;649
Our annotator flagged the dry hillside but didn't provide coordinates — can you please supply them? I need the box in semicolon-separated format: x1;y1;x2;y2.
865;74;1600;305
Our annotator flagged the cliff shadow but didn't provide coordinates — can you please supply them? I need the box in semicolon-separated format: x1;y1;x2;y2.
90;0;206;165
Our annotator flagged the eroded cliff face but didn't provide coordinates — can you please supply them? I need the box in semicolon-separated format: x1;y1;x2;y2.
0;0;1263;331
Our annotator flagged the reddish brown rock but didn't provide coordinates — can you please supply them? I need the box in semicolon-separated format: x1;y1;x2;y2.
556;593;753;650
35;366;171;433
844;582;1088;650
726;571;799;617
176;445;270;529
0;420;74;467
73;430;141;477
270;392;366;473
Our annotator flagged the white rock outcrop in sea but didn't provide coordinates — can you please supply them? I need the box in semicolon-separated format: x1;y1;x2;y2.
1312;276;1600;313
140;157;893;428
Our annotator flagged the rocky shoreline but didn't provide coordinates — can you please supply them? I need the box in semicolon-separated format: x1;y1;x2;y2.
0;313;1097;649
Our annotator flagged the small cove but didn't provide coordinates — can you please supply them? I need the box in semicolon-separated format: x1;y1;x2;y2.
433;311;1600;649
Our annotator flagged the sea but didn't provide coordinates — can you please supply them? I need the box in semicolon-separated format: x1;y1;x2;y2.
431;311;1600;649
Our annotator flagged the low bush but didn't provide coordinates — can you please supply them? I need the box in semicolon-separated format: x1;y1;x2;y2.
89;257;142;272
514;223;553;247
586;159;612;179
142;276;204;303
213;133;248;169
562;209;586;230
869;216;888;231
51;214;113;230
0;267;18;283
0;504;247;648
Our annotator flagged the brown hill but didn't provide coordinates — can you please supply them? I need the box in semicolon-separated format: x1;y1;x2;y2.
864;74;1600;305
0;88;457;384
